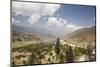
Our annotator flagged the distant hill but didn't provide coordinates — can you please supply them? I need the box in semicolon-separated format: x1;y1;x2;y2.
64;26;96;42
12;24;56;39
12;30;41;42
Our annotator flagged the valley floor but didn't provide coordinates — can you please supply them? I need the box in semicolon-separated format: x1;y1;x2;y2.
11;39;96;66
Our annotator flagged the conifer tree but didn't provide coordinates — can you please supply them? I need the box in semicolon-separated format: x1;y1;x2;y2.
66;46;74;63
55;37;60;55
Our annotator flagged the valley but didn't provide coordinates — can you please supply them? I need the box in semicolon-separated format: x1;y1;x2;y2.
11;25;96;66
11;1;96;66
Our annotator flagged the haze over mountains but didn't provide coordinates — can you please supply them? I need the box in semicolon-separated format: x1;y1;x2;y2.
12;24;58;39
65;26;96;42
12;24;95;41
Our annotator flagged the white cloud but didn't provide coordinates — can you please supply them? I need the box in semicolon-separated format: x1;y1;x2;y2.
66;24;75;28
12;18;20;24
47;16;82;31
47;17;67;27
65;24;82;31
28;15;41;24
12;18;14;23
12;1;82;32
74;26;82;30
12;1;60;24
12;2;41;16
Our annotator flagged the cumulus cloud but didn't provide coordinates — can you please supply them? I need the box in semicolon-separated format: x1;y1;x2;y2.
12;17;20;24
47;17;67;27
12;18;14;23
65;24;82;31
47;16;82;31
12;1;60;24
12;1;82;32
65;24;75;28
28;15;41;24
12;1;60;16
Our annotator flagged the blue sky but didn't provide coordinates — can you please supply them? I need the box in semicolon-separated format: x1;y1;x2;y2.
58;5;96;27
12;1;96;34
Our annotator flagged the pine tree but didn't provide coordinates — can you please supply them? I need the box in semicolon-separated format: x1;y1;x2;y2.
87;45;93;61
66;46;74;63
28;52;37;64
55;37;60;55
23;60;26;65
11;60;16;67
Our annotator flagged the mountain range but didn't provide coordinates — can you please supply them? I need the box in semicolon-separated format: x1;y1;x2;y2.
65;26;96;42
12;24;57;39
12;24;96;42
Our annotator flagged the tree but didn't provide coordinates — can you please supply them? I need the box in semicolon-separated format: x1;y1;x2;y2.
23;60;26;65
28;52;37;64
59;54;64;63
55;37;60;55
74;47;79;56
87;45;93;61
66;46;74;63
11;60;16;67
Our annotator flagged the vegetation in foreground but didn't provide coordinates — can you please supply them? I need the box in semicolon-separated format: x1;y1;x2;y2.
11;38;96;66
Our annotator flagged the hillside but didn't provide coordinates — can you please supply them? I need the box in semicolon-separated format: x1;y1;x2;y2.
12;30;41;42
64;26;96;42
12;25;56;39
